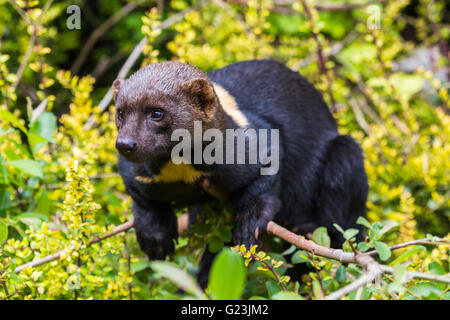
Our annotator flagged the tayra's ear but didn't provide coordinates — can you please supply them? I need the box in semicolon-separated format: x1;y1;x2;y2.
181;78;217;118
112;79;124;102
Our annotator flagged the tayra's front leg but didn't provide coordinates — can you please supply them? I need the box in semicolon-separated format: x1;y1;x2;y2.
232;175;281;248
132;201;178;260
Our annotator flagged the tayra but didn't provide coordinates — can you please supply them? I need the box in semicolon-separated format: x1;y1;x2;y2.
113;59;368;284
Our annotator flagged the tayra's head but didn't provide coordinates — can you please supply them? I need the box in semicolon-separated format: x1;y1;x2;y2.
113;62;222;163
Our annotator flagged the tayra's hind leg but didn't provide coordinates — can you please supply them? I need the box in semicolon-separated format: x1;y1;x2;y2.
314;135;368;247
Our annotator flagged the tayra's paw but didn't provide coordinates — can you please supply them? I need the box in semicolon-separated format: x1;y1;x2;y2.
233;216;270;249
136;231;176;260
233;194;281;249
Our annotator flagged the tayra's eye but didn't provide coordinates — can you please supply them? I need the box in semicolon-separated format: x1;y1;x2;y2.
149;108;164;121
117;109;124;121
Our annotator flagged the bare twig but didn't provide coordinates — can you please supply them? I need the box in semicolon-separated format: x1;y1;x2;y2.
13;214;450;293
366;238;450;256
299;0;337;113
224;0;389;14
14;220;134;273
10;0;54;90
83;1;207;130
324;254;382;300
266;221;356;263
12;34;35;90
70;0;144;75
379;265;450;284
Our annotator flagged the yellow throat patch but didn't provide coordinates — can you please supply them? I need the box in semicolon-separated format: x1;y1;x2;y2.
136;159;209;184
135;83;246;185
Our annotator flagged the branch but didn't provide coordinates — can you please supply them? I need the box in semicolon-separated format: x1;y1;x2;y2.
83;1;207;130
13;213;450;296
324;254;382;300
70;0;144;75
14;220;134;273
266;221;355;263
299;0;337;113
12;33;35;91
224;0;389;15
9;0;54;91
366;238;450;256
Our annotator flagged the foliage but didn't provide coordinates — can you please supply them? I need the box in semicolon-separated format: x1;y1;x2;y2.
0;0;449;300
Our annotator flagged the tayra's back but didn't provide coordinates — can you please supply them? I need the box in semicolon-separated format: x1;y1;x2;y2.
207;59;337;135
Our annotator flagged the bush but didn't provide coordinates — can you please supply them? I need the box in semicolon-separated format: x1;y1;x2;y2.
0;0;448;300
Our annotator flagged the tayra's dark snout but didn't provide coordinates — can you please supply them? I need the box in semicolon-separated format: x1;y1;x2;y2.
116;138;137;155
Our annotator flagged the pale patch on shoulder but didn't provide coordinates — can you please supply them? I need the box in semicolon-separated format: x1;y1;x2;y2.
213;82;249;127
135;159;209;184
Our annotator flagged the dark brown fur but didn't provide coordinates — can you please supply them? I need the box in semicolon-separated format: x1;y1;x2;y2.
114;62;224;163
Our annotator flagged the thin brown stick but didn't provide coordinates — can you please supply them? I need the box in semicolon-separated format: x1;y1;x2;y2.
10;0;54;91
266;221;355;262
12;34;35;90
14;220;134;273
299;0;337;113
324;254;382;300
14;215;450;287
83;1;206;130
366;238;450;256
224;0;389;14
70;0;143;75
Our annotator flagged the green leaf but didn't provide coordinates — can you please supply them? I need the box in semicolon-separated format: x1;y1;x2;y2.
29;111;56;154
389;245;426;266
0;128;14;138
217;226;232;242
349;286;371;300
193;223;209;235
208;236;224;253
404;282;442;300
208;248;246;300
267;13;305;35
271;291;305;300
0;156;7;184
36;190;51;216
357;242;372;252
343;228;359;240
15;212;49;222
291;250;310;264
0;187;11;212
131;260;151;273
374;241;391;261
7;160;44;178
389;73;424;99
428;262;445;276
28;133;48;154
333;223;345;234
15;212;49;230
368;222;384;241
150;261;206;299
281;245;296;256
393;264;406;284
356;216;372;229
312;279;324;299
312;227;331;247
335;265;347;283
265;280;282;298
0;110;27;133
0;221;8;244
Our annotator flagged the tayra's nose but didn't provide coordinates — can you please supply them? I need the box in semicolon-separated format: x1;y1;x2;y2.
116;138;137;155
